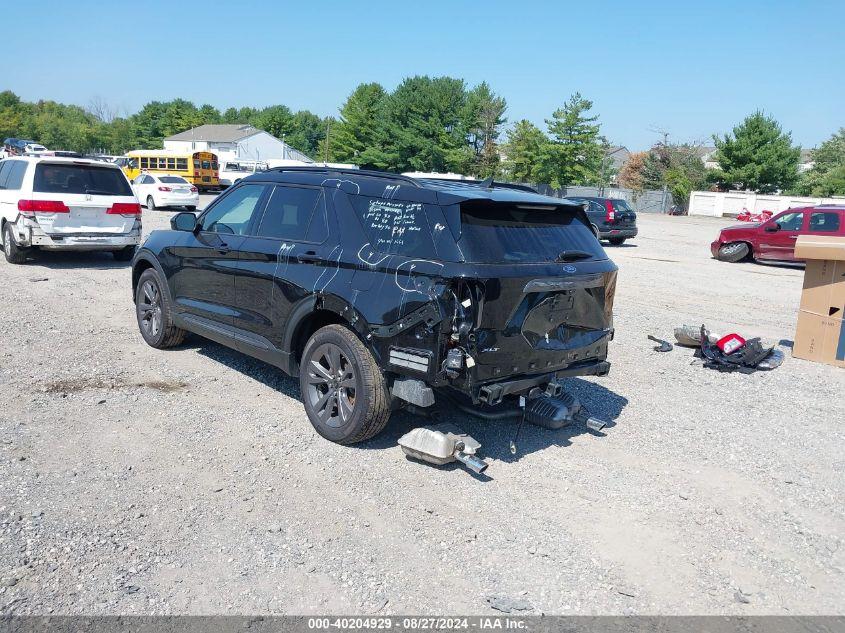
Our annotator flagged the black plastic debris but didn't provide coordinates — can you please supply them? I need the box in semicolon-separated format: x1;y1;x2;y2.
694;324;781;373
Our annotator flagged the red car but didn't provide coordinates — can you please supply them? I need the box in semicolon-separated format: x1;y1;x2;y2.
711;205;845;263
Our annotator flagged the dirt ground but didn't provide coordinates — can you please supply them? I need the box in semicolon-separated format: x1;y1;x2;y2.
1;206;843;615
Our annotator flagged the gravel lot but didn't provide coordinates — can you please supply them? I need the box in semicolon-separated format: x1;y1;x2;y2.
1;203;843;615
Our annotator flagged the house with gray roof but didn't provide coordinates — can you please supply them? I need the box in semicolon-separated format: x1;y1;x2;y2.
163;124;313;164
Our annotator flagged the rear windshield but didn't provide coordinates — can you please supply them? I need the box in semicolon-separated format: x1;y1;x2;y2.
612;199;634;213
458;203;605;263
34;163;131;196
159;176;188;184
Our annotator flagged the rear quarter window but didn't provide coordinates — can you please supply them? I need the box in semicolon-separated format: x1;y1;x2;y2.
350;195;438;258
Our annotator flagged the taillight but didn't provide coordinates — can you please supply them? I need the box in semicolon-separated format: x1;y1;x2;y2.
158;186;172;192
18;200;70;214
604;200;616;223
189;186;198;193
107;203;142;216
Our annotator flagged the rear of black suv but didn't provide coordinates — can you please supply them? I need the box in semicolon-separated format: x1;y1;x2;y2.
132;169;617;444
568;196;638;245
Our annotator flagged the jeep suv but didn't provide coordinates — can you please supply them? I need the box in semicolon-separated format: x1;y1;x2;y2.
131;168;618;444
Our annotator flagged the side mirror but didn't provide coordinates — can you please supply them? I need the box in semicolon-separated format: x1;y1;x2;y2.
764;223;780;233
171;212;198;232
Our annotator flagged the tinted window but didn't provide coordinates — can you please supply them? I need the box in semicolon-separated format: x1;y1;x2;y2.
255;185;322;241
777;211;804;231
4;161;27;190
612;199;634;213
458;202;605;263
200;184;265;235
33;163;131;196
809;211;840;233
351;195;437;257
0;161;11;189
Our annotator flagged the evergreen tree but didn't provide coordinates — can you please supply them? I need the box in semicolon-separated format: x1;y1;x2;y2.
331;83;387;167
711;111;800;193
539;93;606;188
794;129;845;196
502;120;547;183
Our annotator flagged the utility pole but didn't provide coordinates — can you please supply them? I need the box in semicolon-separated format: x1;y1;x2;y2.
324;119;331;164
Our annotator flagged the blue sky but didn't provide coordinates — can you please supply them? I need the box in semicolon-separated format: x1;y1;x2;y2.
3;0;843;150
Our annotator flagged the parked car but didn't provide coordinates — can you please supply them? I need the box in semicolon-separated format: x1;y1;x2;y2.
711;205;845;263
131;173;199;211
132;168;618;444
566;196;638;245
218;160;268;188
0;156;142;263
23;142;48;155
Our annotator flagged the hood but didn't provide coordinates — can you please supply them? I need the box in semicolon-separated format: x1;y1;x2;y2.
722;222;761;231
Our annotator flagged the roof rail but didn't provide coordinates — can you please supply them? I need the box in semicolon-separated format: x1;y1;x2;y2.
419;177;538;193
270;166;422;188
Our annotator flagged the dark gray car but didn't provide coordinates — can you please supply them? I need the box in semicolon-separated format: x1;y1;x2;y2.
566;196;638;245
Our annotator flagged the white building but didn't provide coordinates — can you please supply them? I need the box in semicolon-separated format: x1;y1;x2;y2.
163;124;313;164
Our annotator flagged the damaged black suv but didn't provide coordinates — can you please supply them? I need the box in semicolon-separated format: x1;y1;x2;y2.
131;168;617;444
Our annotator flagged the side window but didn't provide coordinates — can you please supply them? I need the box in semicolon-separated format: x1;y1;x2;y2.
255;185;322;241
5;161;28;190
144;175;155;185
0;161;11;189
200;184;266;235
777;212;804;231
350;195;436;257
809;212;840;233
140;157;148;169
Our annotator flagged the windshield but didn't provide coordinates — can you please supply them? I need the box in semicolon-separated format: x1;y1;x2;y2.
159;176;188;184
34;163;132;196
458;202;605;263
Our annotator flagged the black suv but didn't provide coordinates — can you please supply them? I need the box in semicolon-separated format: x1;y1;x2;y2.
131;168;618;444
567;196;638;245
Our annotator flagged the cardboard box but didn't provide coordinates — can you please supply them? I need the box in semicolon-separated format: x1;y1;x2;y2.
793;235;845;368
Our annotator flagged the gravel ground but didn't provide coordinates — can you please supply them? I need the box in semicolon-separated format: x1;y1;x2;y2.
0;204;843;615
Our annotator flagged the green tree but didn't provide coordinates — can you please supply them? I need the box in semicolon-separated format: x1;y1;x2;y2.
539;93;605;188
252;105;294;139
502;120;547;182
794;129;845;196
463;82;507;178
639;143;707;210
286;110;325;158
711;111;800;193
330;83;387;167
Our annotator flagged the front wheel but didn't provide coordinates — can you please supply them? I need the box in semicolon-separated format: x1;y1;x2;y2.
135;268;186;348
3;223;29;264
717;242;750;262
299;324;391;444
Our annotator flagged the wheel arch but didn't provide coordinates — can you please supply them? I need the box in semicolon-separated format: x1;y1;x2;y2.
131;251;169;302
283;294;374;372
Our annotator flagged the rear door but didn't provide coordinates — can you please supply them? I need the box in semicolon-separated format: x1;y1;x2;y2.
31;162;138;235
806;209;843;238
758;210;806;260
234;184;331;350
0;160;22;223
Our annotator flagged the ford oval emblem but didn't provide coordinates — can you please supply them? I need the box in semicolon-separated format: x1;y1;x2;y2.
563;265;577;273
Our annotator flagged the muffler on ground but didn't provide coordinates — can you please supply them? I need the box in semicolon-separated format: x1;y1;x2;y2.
398;423;488;474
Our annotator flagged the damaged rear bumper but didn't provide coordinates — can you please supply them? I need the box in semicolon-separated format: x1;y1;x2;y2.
9;218;141;251
475;359;610;405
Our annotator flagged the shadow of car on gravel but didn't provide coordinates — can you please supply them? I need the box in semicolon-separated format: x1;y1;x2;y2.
190;337;628;476
16;250;133;269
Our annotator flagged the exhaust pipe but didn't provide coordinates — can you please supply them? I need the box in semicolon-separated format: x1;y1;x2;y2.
585;416;607;432
454;450;488;474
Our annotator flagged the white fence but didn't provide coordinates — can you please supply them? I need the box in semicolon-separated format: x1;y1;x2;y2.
689;190;845;217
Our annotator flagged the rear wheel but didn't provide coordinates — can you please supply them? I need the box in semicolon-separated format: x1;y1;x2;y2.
3;223;28;264
135;268;185;348
717;242;750;262
112;246;136;261
609;237;626;246
299;324;391;445
146;196;157;211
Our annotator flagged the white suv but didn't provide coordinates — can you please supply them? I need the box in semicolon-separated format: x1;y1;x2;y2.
0;156;142;264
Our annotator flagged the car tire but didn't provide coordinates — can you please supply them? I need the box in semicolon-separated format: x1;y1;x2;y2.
299;324;391;445
717;242;750;263
113;246;136;261
590;224;600;239
3;223;28;264
609;237;626;246
146;196;157;211
135;268;186;349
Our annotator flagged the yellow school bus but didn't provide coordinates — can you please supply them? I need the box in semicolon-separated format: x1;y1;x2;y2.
121;150;219;190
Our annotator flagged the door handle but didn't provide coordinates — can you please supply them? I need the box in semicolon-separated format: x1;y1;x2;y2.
216;243;230;253
297;251;322;264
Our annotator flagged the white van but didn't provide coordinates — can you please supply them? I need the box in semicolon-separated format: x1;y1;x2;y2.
0;156;142;263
